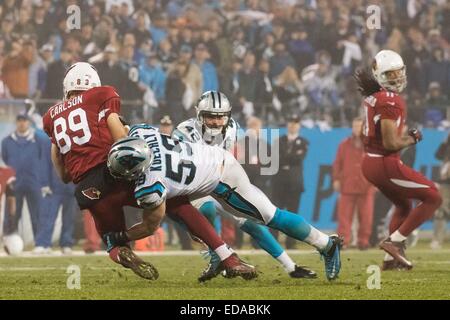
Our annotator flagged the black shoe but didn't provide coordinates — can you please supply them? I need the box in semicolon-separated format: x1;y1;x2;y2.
289;265;317;279
117;246;159;280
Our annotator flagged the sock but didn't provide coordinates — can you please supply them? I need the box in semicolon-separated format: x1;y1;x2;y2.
268;208;329;251
390;230;407;242
240;220;284;258
215;244;232;261
276;251;296;273
384;253;394;261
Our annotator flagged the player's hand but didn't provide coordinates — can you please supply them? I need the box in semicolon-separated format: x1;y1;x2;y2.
41;186;52;197
408;128;423;144
102;231;129;253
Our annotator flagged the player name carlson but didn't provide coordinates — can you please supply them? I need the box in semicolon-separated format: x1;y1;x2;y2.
50;95;83;118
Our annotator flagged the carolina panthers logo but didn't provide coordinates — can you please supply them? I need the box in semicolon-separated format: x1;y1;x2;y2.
118;154;145;169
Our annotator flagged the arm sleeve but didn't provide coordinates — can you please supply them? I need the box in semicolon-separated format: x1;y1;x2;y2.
134;178;167;210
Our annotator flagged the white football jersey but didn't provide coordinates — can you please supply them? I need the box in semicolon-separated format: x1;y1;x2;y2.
129;124;226;209
172;117;239;151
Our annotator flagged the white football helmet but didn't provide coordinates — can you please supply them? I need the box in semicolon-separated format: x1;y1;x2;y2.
195;90;232;136
63;62;101;99
372;50;407;93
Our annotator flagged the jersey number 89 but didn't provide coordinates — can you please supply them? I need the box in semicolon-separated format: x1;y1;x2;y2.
54;108;92;154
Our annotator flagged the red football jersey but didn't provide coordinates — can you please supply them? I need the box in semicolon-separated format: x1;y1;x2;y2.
43;86;121;183
362;89;406;156
0;166;15;196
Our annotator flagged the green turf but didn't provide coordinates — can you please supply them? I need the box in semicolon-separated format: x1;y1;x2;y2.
1;247;450;300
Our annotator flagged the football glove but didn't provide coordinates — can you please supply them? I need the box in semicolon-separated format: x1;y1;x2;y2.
408;128;423;144
102;231;129;253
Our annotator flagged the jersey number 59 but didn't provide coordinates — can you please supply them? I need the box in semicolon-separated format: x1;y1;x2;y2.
53;108;92;154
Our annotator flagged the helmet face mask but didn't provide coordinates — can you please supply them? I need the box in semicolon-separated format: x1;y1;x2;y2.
372;50;407;94
195;91;232;137
107;137;153;181
63;62;101;99
199;111;231;136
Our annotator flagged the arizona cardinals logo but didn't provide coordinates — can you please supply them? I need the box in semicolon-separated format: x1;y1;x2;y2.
82;187;101;200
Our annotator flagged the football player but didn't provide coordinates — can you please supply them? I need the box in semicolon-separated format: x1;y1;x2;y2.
43;62;255;281
173;90;317;280
107;127;343;280
355;50;442;270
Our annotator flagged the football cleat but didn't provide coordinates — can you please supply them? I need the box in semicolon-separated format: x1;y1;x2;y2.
320;235;343;281
289;265;317;279
379;238;413;270
198;250;222;282
381;259;411;271
117;246;159;280
198;253;257;282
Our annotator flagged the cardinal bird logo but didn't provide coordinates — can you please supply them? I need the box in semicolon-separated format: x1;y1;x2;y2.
82;187;102;200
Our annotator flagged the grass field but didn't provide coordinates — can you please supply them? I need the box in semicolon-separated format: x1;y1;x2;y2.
1;246;450;300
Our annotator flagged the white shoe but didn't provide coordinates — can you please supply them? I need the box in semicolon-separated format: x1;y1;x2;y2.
33;246;52;254
430;240;442;250
61;247;72;255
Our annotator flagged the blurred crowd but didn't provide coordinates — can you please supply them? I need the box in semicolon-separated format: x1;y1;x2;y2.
0;0;450;128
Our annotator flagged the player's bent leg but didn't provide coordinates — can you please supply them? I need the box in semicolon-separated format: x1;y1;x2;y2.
240;219;317;278
214;154;342;280
167;196;257;282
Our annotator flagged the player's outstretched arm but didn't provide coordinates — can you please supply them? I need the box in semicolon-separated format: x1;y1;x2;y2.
381;119;417;152
125;201;166;241
50;143;72;183
107;113;129;142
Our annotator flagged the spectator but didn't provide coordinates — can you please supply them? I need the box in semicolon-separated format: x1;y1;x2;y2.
34;137;76;254
424;48;450;98
95;44;125;90
287;26;315;73
333;117;374;249
157;39;177;72
139;52;167;102
28;38;46;99
403;27;429;95
273;114;309;249
2;37;33;98
1;114;48;239
269;41;295;79
254;59;277;121
42;48;73;101
193;43;218;92
423;82;450;127
165;62;188;125
237;51;257;117
178;45;203;103
132;11;152;48
119;44;144;120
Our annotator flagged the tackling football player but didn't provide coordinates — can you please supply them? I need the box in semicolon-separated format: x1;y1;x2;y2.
107;127;343;280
